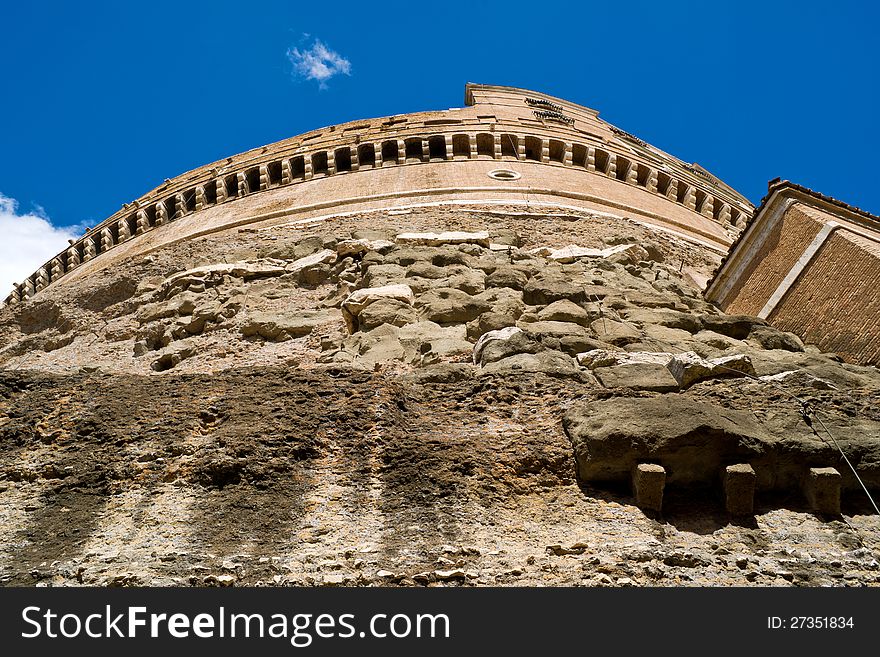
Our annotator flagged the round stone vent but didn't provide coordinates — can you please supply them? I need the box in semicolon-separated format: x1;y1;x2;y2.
488;169;521;181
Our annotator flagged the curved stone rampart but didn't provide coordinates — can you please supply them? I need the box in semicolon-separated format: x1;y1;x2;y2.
4;84;754;305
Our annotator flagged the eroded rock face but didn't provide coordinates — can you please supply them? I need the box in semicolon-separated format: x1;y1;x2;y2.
564;395;880;491
1;204;879;588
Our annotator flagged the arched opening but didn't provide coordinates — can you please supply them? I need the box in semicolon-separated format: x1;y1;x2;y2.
636;164;651;187
594;149;609;174
245;167;261;192
524;136;542;161
203;181;217;205
676;182;689;204
145;204;157;227
267;161;283;186
312;151;329;176
571;143;588;168
404;137;423;162
428;135;447;160
183;189;197;213
452;134;470;159
381;140;398;165
656;172;672;196
615;157;630;181
224;173;239;198
290;156;305;180
501;134;518;159
694;189;708;213
548;139;565;163
476;133;494;158
123;214;137;238
357;143;375;168
335;147;352;172
712;198;724;221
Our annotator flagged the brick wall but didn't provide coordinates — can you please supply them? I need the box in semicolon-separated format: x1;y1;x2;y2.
769;229;880;365
722;204;822;315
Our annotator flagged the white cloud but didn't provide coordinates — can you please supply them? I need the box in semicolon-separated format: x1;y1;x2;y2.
0;192;83;298
287;38;352;89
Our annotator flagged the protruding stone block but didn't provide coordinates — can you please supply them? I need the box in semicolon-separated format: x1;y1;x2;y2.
626;162;638;184
632;463;665;513
281;160;292;184
100;227;114;252
259;164;270;190
607;153;617;178
722;464;756;515
586;146;596;170
683;186;697;210
175;193;187;217
117;217;131;242
66;246;81;269
194;186;207;211
666;179;678;201
135;210;149;234
216;178;228;203
49;258;63;282
236;171;248;197
82;236;97;261
155;202;169;226
35;267;49;292
702;194;715;218
803;467;841;514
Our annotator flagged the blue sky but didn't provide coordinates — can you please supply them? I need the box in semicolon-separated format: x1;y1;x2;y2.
0;1;877;291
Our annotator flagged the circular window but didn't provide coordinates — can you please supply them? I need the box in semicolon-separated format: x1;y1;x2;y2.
488;169;521;181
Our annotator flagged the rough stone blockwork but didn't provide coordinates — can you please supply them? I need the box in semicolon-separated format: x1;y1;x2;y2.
0;85;878;588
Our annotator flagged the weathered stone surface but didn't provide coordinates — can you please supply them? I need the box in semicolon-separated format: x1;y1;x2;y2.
547;243;645;264
803;467;842;515
343;284;414;316
335;239;394;257
593;363;680;392
700;314;765;340
723;464;756;516
445;270;486;295
415;288;491;323
396;231;490;247
398;321;472;360
666;352;755;388
473;326;522;365
480;350;580;379
564;396;767;484
577;349;671;369
622;308;703;333
590;318;641;346
287;249;337;274
519;320;591;342
523;271;587;305
358;297;418;330
164;261;288;288
632;463;665;513
747;325;805;352
241;309;338;341
466;312;516;340
363;264;407;287
537;300;592;327
474;287;525;319
486;266;530;291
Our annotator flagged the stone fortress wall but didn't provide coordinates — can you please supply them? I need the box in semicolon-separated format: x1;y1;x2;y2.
4;84;754;306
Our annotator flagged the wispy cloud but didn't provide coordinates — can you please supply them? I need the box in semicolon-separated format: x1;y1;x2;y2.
287;37;352;89
0;192;83;297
